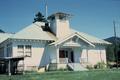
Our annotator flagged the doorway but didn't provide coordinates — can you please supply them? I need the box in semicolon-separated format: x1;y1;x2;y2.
59;49;74;63
70;51;74;63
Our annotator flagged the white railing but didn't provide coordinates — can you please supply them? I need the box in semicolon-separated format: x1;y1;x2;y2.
68;59;74;70
59;58;68;63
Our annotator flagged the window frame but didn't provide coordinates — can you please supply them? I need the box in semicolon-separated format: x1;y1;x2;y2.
25;45;32;57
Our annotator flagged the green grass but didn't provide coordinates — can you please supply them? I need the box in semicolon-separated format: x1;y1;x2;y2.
0;69;120;80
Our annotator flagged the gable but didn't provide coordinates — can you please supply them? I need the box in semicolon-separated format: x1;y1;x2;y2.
61;36;89;48
50;32;95;47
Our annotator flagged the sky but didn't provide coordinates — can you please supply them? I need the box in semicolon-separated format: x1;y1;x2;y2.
0;0;120;39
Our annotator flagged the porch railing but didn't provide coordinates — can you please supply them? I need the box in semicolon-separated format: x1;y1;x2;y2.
59;58;68;64
68;59;74;69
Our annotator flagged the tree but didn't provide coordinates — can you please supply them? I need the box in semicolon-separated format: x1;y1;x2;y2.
106;45;115;62
0;29;5;33
33;12;52;32
33;12;47;23
105;37;120;62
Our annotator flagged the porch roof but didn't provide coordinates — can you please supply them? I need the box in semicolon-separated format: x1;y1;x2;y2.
72;29;111;45
0;56;25;61
50;32;95;47
50;29;111;46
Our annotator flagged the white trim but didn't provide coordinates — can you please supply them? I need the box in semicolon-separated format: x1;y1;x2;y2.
50;32;95;47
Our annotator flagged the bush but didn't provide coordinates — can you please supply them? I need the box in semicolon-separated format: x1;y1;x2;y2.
94;61;106;69
86;65;94;70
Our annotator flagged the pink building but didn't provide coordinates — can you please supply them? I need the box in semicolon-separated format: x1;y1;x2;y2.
0;12;111;72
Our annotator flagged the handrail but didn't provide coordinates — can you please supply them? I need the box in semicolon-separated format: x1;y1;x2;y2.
68;58;73;63
59;58;68;63
67;59;74;70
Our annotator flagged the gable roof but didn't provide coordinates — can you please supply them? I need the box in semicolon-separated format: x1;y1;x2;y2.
71;29;111;44
50;32;95;47
0;33;13;43
50;29;111;46
0;22;111;46
10;22;57;41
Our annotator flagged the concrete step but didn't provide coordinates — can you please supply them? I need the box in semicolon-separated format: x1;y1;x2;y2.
67;63;88;71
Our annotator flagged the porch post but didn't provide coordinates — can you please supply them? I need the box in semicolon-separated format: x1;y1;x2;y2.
23;58;25;75
56;46;59;69
86;48;89;63
8;59;11;76
4;45;7;57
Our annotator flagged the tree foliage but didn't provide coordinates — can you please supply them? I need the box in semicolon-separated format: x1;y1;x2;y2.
106;44;120;62
33;11;52;32
0;29;5;33
105;37;120;62
33;12;46;23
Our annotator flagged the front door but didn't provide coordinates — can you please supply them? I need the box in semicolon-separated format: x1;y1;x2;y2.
68;51;74;63
71;51;74;63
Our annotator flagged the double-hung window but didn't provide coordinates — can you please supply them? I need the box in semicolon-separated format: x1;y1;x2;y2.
25;45;32;57
17;45;24;55
17;45;32;57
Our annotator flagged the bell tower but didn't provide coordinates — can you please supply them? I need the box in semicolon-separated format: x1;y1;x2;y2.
48;12;71;38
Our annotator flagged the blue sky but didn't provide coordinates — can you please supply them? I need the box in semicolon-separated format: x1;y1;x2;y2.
0;0;120;39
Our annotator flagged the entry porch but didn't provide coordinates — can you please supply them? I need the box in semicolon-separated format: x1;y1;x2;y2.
49;46;88;71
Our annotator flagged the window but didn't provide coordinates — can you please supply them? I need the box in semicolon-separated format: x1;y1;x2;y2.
25;45;32;57
17;45;32;57
0;47;4;57
7;43;12;57
59;50;65;58
59;50;68;58
17;45;24;54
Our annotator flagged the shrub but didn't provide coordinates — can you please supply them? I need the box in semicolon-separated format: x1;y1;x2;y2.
86;65;94;70
94;61;106;69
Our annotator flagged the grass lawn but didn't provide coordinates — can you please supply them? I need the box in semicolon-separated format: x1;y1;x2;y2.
0;69;120;80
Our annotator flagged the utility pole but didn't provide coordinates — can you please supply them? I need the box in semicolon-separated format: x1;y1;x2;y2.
45;0;48;20
113;20;118;68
